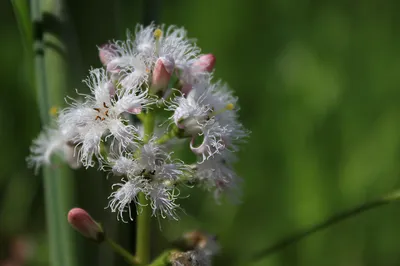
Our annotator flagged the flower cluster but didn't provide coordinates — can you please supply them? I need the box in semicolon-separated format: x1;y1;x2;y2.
27;24;249;221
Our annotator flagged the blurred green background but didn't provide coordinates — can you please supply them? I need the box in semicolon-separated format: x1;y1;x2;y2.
2;0;400;265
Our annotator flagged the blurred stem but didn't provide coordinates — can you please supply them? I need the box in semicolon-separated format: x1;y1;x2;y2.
106;237;140;265
11;0;33;53
30;0;49;124
10;0;34;83
135;112;155;264
252;189;400;261
30;0;76;266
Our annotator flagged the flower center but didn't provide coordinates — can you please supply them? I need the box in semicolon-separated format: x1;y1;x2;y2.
93;102;110;121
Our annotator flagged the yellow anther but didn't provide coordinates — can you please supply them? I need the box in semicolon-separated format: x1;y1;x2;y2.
225;103;234;110
49;106;58;116
154;29;163;39
209;103;235;118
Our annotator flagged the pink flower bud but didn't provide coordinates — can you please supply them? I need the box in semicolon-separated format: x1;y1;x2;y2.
192;54;216;73
98;44;118;66
151;56;175;93
68;208;104;242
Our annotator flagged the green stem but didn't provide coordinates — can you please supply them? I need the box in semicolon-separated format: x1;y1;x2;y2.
135;112;155;264
252;189;400;261
155;127;177;145
148;250;176;266
136;192;152;264
143;112;155;143
30;0;76;265
106;237;140;265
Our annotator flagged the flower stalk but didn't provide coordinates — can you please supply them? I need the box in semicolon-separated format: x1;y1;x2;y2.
135;112;155;264
106;237;141;265
252;189;400;261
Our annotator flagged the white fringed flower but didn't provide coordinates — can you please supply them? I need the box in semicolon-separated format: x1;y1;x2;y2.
135;24;200;68
109;154;140;176
148;183;180;220
105;140;190;221
195;154;242;204
100;24;200;90
169;86;212;136
58;68;149;167
169;80;248;162
27;127;79;173
107;177;148;222
138;139;191;181
100;36;152;88
156;161;191;181
139;139;170;169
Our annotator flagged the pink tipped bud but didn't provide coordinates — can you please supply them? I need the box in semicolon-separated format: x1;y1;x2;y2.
151;56;175;93
68;208;104;242
99;44;117;66
192;54;216;73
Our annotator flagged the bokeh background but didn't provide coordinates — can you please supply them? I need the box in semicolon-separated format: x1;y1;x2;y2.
2;0;400;265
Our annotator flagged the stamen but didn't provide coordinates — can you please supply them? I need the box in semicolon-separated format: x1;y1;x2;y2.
225;103;234;110
154;29;163;55
93;108;100;112
105;110;109;117
103;102;109;108
154;29;162;39
95;116;101;121
209;103;235;117
49;106;58;116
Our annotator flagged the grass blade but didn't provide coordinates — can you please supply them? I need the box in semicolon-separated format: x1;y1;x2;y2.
29;0;76;265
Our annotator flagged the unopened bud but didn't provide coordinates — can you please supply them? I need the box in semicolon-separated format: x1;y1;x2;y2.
151;56;175;93
98;44;117;66
192;54;216;73
67;208;104;242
